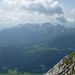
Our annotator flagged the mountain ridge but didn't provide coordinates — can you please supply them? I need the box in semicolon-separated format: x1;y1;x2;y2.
0;22;71;46
0;22;75;74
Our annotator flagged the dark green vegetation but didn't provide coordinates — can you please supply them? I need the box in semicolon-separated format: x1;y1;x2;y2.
0;44;74;74
63;52;75;65
0;22;75;74
58;52;75;75
59;52;75;68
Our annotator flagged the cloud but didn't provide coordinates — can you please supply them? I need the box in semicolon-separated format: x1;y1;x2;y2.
1;0;19;8
0;0;65;23
0;0;74;23
54;14;75;23
71;9;75;14
20;0;63;16
0;9;3;13
1;0;63;16
67;18;75;23
55;15;68;23
0;15;21;21
0;9;21;21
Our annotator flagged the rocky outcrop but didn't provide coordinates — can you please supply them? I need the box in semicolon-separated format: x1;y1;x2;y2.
44;52;75;75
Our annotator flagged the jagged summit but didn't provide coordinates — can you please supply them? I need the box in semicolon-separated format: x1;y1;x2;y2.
44;52;75;75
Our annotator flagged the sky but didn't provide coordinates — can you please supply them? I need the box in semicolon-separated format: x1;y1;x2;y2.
0;0;75;28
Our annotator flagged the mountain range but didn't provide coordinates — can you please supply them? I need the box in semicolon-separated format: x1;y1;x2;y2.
0;22;75;74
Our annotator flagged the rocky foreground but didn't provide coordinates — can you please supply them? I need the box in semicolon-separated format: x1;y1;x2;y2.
44;52;75;75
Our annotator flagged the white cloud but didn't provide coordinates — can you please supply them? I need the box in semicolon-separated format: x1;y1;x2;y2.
0;0;64;23
0;9;21;21
19;0;63;16
0;9;3;13
0;0;74;24
67;18;75;23
1;0;63;16
54;14;75;23
55;15;68;23
1;0;19;8
71;9;75;14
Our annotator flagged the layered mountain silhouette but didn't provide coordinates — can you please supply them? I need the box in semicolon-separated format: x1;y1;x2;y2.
0;22;75;74
0;22;75;47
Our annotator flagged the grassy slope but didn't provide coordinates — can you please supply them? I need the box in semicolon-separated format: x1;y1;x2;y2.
0;72;43;75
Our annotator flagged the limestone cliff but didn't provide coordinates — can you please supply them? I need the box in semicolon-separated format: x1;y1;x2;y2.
44;52;75;75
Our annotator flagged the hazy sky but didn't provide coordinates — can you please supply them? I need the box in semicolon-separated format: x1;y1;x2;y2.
0;0;75;28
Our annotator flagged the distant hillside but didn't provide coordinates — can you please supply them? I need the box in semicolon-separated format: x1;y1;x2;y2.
0;23;75;74
44;52;75;75
0;44;74;74
0;23;75;47
0;23;66;46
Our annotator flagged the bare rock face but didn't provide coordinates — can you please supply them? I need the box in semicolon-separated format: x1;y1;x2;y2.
44;52;75;75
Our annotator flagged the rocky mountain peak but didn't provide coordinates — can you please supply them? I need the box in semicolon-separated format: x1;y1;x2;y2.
44;52;75;75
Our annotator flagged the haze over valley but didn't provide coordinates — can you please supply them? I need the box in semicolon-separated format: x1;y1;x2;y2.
0;0;75;75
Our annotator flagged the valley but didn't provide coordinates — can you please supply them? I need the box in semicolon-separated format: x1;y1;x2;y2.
0;23;75;74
